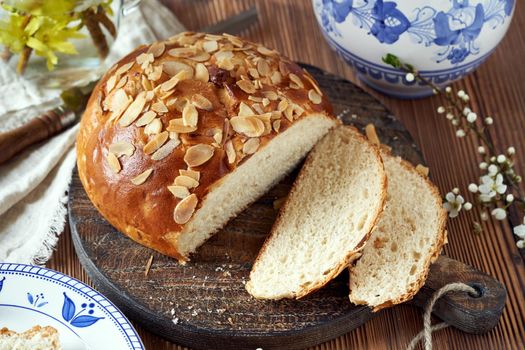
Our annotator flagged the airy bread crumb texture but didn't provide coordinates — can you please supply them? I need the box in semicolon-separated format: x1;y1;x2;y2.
0;326;61;350
175;115;336;257
349;149;447;311
246;126;387;299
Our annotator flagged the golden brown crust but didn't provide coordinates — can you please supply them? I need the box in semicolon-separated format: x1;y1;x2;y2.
247;125;387;299
349;148;448;312
77;32;335;260
0;326;60;348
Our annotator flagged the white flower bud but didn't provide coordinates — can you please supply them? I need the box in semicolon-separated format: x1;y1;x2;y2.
452;119;459;126
491;208;507;221
468;183;478;193
478;146;485;154
488;164;498;175
464;202;473;211
437;106;446;114
445;86;452;93
463;107;471;116
507;147;516;155
456;129;466;137
497;155;506;163
446;113;454;120
467;112;477;123
479;162;488;170
485;117;493;125
518;240;525;249
452;187;460;194
405;73;415;82
507;194;514;202
462;95;470;102
481;211;489;221
490;156;496;162
458;90;466;98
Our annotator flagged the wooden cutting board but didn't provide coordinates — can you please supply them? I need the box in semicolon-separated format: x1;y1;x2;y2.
68;64;506;350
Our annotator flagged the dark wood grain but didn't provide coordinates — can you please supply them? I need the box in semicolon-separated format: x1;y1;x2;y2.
48;1;525;349
68;65;505;350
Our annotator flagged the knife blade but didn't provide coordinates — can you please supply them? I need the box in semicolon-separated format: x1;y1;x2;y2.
0;7;258;165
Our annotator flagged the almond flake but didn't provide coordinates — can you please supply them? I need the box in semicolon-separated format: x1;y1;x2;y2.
263;91;278;100
106;152;121;174
195;63;209;82
271;111;282;120
270;71;282;85
262;98;270;107
167;118;197;133
225;34;243;47
160;75;180;92
284;105;294;122
213;130;223;144
272;119;281;132
304;73;323;96
218;57;234;71
214;50;234;62
141;75;152;91
166;98;178;107
163;61;194;78
168;47;197;58
174;175;199;188
238;102;254;117
257;46;274;56
278;99;289;112
174;194;198;224
248;96;263;102
252;103;264;114
190;52;211;62
151;138;180;161
148;42;166;58
152;101;169;113
257;59;270;77
136;53;154;66
168;185;190;199
106;75;117;94
109;141;135;157
293;104;305;118
184;144;214;167
236;79;256;94
308;89;322;104
243;138;260;155
135;111;157;127
119;91;147;126
230;116;265;137
182;103;199;127
116;62;134;76
144;131;168;154
144;118;163;135
148;65;163;81
108;89;132;122
279;61;289;76
225;140;236;164
131;168;153;185
203;40;218;53
191;94;213;111
289;73;304;88
179;169;200;181
248;68;259;79
169;131;179;140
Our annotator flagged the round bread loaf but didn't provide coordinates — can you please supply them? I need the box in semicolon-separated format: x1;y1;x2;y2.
77;32;337;262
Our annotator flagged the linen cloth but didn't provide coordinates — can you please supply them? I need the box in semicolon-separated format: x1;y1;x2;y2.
0;0;185;264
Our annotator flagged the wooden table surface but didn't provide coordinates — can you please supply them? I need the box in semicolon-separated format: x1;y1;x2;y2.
47;1;525;349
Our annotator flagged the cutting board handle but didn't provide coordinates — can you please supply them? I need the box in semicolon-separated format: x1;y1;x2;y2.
409;255;506;334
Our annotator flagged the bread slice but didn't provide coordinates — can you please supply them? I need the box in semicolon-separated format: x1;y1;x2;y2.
348;148;447;311
0;326;61;350
246;126;387;299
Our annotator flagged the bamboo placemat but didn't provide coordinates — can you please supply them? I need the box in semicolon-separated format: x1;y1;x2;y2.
48;1;525;349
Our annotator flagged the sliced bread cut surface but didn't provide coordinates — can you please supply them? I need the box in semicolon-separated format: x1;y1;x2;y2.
246;126;387;299
0;326;61;350
349;149;447;311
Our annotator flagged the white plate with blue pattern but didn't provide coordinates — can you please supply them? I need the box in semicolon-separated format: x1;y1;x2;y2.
0;263;144;350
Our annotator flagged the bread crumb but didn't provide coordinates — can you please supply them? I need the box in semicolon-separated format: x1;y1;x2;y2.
373;237;388;249
144;254;154;276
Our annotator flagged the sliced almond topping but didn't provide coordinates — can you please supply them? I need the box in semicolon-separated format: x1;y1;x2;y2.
135;111;157;127
173;194;198;224
238;102;254;117
136;53;154;66
257;59;270;77
144;131;169;154
109;141;135;157
166;118;197;133
277;99;289;112
236;79;256;94
213;130;223;144
263;90;278;101
203;40;218;53
168;185;190;199
272;119;281;132
270;71;282;85
218;57;234;71
106;152;121;174
279;61;290;76
225;140;236;164
141;75;152;91
248;95;263;102
184;144;215;167
262;98;270;107
160;75;180;92
308;89;322;104
214;50;234;61
230;116;265;137
151;138;180;161
191;94;213;111
179;169;200;181
151;101;169;113
131;168;153;185
248;68;260;79
108;89;132;122
116;62;134;76
195;63;209;82
148;42;166;58
148;65;163;81
190;51;211;62
119;91;147;126
252;103;264;115
144;118;162;135
257;46;274;56
182;103;199;127
168;47;197;58
106;75;117;94
169;131;179;140
304;73;323;96
243;138;260;155
289;73;304;88
166;98;178;107
293;104;305;118
163;61;194;78
174;175;199;188
145;90;155;101
284;105;294;122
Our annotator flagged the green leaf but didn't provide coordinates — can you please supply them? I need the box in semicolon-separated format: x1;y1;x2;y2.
382;53;402;69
